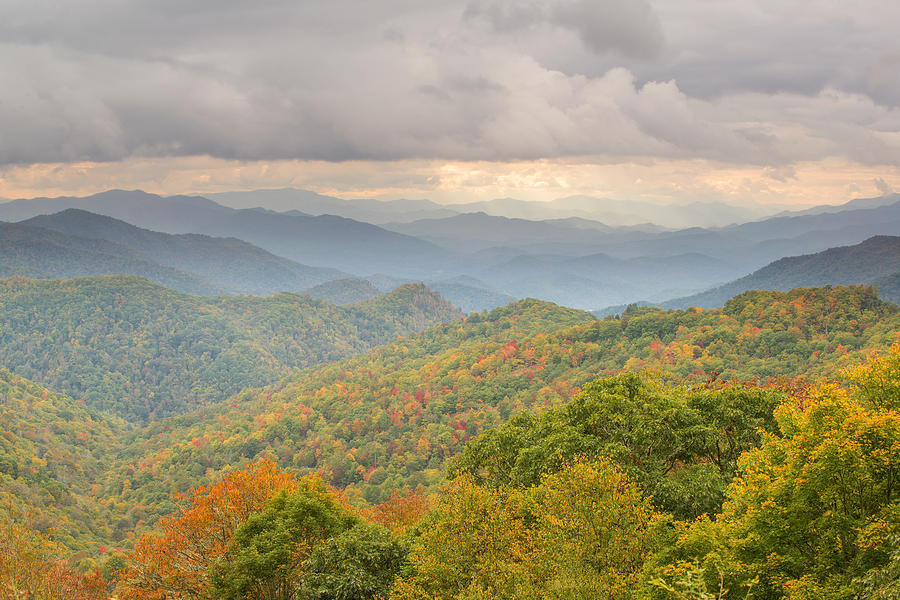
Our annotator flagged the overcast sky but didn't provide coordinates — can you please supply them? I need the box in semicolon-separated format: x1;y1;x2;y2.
1;0;898;204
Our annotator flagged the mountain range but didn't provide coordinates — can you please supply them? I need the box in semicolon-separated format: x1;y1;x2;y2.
0;190;450;278
21;209;346;295
206;188;787;228
3;189;900;311
666;235;900;308
0;220;218;294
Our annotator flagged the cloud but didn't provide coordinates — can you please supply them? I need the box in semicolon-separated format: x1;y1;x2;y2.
0;0;897;168
466;0;664;59
763;165;797;183
551;0;663;59
874;177;894;195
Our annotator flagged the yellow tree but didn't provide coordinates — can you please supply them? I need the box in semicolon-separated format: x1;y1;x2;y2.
648;349;900;600
390;459;659;600
0;517;107;600
526;459;660;599
389;476;534;600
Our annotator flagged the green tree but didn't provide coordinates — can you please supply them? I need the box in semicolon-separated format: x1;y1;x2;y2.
449;372;782;519
209;482;356;600
646;352;900;600
299;522;407;600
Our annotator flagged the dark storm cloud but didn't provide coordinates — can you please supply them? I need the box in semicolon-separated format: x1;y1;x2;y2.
0;0;898;166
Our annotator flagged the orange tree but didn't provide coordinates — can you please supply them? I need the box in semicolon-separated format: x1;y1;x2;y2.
117;458;298;600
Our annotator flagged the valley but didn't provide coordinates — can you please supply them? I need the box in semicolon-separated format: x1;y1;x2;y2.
4;4;899;597
1;189;899;599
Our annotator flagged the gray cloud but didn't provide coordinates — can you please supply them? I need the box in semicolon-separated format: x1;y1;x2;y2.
0;0;897;166
551;0;663;59
465;0;664;58
874;177;894;195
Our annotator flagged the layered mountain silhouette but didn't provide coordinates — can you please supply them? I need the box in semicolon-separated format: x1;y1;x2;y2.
666;236;900;308
206;188;781;228
22;209;346;295
0;220;218;294
0;190;453;278
4;189;900;311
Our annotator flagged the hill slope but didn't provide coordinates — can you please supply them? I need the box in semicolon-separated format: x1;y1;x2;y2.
302;278;382;305
0;221;219;295
667;235;900;308
0;276;461;421
109;286;899;515
0;370;126;552
23;209;346;295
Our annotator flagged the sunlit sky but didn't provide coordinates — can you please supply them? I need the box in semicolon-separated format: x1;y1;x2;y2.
1;1;898;206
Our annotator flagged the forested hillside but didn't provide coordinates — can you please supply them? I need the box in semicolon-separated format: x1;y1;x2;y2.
301;277;381;305
4;1;899;595
110;347;900;600
2;284;899;598
106;287;898;519
0;370;126;555
0;276;461;420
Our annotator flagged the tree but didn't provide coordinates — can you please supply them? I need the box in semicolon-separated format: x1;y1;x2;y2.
0;517;107;600
299;522;407;600
448;372;782;519
118;458;298;600
524;459;660;600
390;459;659;599
647;352;900;599
389;476;533;600
209;480;356;600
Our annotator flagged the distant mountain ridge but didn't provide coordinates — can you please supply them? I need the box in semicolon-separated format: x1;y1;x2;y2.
5;189;900;311
22;209;347;295
0;190;453;278
382;212;630;253
666;235;900;308
770;193;900;218
0;220;220;294
208;188;459;224
206;188;785;228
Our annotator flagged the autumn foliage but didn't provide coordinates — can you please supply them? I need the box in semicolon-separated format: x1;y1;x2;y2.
361;489;436;535
0;518;107;600
117;458;298;600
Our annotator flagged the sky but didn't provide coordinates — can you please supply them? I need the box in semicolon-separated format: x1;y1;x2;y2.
0;0;898;206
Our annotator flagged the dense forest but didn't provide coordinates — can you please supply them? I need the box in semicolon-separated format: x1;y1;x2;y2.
1;283;899;599
12;345;892;600
4;0;900;595
0;370;125;556
107;286;897;513
0;276;461;420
